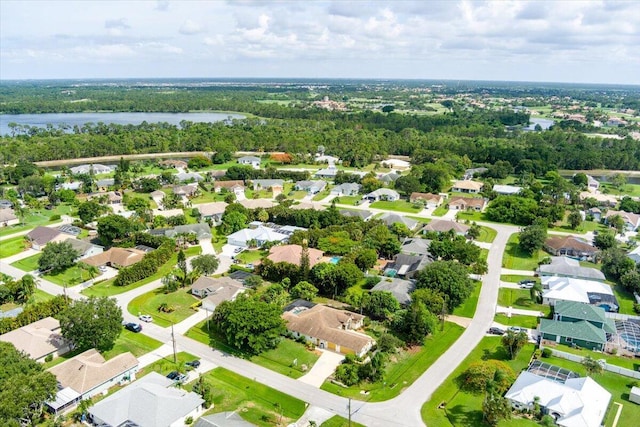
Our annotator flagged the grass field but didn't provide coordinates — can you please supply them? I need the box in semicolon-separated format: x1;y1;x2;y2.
321;416;365;427
235;249;267;264
421;337;537;427
11;253;41;271
552;344;640;371
476;226;497;243
127;288;200;327
502;234;547;271
369;200;422;213
138;351;196;378
0;204;73;237
334;196;363;206
0;236;27;258
45;264;96;286
321;322;465;401
186;320;319;379
612;283;637;315
195;367;307;427
102;328;163;360
431;205;449;217
500;275;537;283
494;313;541;329
312;188;332;201
498;288;549;315
452;281;481;318
82;246;202;297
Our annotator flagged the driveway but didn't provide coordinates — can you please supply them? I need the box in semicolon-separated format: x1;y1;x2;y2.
298;350;344;388
199;238;216;255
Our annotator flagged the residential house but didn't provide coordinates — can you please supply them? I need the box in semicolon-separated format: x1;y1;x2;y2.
47;349;139;413
166;223;212;240
239;199;276;209
197;202;228;225
422;219;470;235
295;180;327;194
628;246;640;264
173;183;199;197
542;276;618;312
386;253;432;279
537;256;606;281
238;155;261;169
25;226;71;250
586;175;600;192
448;196;487;211
193;412;254;427
331;183;361;196
282;303;374;357
152;208;185;219
176;172;204;183
227;226;288;248
88;191;122;205
70;164;112;175
213;180;245;194
58;224;82;236
251;179;284;194
65;238;104;260
150;190;165;206
400;237;432;256
159;159;188;169
607;117;627;127
378;212;419;230
87;372;204;427
291;201;326;211
191;276;244;298
604;209;640;231
315;154;340;165
451;180;484;194
96;178;115;191
505;368;611;427
579;191;618;208
410;192;444;207
314;166;339;179
0;317;69;362
587;207;602;221
544;235;598;260
0;199;13;209
371;278;416;306
82;247;146;269
340;209;375;221
267;244;324;267
378;172;400;186
540;301;615;351
363;188;400;202
492;184;522;195
0;208;19;227
380;158;410;171
463;167;488;180
56;181;82;191
227;270;257;284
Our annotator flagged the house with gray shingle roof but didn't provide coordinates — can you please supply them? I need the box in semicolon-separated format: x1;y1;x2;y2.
371;278;416;306
331;183;361;196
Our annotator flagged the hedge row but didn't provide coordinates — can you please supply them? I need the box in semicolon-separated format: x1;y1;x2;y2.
0;295;70;334
114;238;175;287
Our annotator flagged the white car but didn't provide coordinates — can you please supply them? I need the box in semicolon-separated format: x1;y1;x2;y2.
139;314;153;323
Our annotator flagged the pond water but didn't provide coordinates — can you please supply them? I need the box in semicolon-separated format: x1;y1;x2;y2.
524;117;555;131
0;111;245;136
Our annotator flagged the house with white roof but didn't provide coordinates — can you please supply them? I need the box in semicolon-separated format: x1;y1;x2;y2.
451;180;484;194
537;257;606;282
331;183;361;196
381;158;411;171
227;226;289;248
0;208;19;227
493;184;522;195
505;369;611;427
363;188;400;202
542;276;618;312
604;209;640;231
586;175;600;192
238;155;261;169
176;172;204;183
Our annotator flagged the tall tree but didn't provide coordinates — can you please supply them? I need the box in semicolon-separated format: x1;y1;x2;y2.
501;330;528;360
414;261;473;310
59;296;123;352
37;241;80;273
190;254;220;275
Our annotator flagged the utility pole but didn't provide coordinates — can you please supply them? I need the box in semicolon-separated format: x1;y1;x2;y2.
348;398;352;427
171;323;177;363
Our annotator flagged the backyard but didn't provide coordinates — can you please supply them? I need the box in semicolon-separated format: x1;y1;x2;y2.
127;288;201;328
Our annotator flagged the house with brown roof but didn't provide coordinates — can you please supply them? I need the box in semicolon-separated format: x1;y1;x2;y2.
159;159;188;169
197;201;228;224
449;196;487;212
191;277;247;312
282;303;374;357
82;247;146;269
451;180;484;194
239;199;276;209
173;183;199;197
0;208;19;227
88;191;123;205
0;317;70;362
267;244;324;267
47;349;139;414
604;210;640;232
410;192;444;207
213;180;245;194
545;236;598;260
422;219;470;235
25;226;71;250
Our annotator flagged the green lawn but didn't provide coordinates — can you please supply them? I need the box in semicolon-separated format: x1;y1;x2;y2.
494;313;541;329
186;320;319;379
102;328;164;360
455;210;487;223
10;253;41;271
82;246;202;297
235;249;267;264
333;196;362;206
0;204;74;237
476;226;497;243
612;284;637;315
31;289;56;303
421;337;537;427
44;264;96;286
550;344;640;371
190;191;227;204
540;354;640;427
321;322;465;401
502;234;547;271
195;367;307;427
549;219;606;234
406;215;431;224
321;416;365;427
500;275;536;283
312;188;332;201
289;190;308;200
497;288;550;315
432;204;449;217
128;288;200;328
0;236;27;258
452;281;481;318
138;351;196;378
369;200;421;213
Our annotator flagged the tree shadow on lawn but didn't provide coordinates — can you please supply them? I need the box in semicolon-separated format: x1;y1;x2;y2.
445;403;484;427
481;346;510;362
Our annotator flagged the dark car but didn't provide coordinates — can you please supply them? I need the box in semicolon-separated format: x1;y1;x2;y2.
166;371;187;383
124;322;142;333
185;360;201;369
488;327;505;335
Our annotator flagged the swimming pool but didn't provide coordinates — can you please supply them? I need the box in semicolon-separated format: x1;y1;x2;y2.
329;256;341;264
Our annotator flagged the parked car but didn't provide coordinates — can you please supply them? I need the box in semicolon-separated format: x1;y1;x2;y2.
234;247;243;253
488;327;505;335
166;371;187;383
139;314;153;323
99;266;108;272
519;280;536;289
509;326;528;334
124;322;142;333
185;359;201;369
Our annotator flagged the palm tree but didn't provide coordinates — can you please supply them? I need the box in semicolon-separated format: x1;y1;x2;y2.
17;274;38;304
530;282;543;303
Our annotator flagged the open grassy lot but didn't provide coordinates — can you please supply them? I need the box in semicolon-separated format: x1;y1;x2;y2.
31;288;56;303
502;234;547;271
369;200;421;213
82;245;202;297
195;367;307;427
476;226;497;243
498;288;549;315
235;249;267;264
494;313;541;329
551;344;640;371
190;191;227;204
421;337;537;427
186;320;319;379
406;215;431;224
45;264;96;286
0;236;27;258
11;253;41;271
548;218;606;234
612;283;637;315
540;354;640;427
138;351;197;378
501;275;537;283
333;195;362;206
102;328;164;360
0;204;73;237
321;416;365;427
128;288;200;327
432;204;449;217
452;281;481;318
321;322;465;401
312;187;332;201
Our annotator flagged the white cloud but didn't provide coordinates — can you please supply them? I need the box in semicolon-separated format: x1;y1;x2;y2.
179;19;204;35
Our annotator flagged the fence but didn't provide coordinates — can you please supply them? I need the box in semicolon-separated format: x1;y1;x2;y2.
605;312;640;322
541;345;640;379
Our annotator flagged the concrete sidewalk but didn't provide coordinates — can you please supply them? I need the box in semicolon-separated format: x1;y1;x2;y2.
496;305;544;317
1;248;39;263
501;268;535;276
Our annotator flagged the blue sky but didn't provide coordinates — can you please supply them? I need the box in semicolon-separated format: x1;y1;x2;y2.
1;0;638;84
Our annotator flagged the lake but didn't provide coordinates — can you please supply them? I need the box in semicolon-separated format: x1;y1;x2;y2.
524;117;555;131
0;112;245;136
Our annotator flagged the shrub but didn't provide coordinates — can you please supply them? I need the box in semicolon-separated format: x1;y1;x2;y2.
541;348;552;358
185;416;193;425
50;214;61;221
460;360;516;394
377;333;403;353
44;354;53;363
